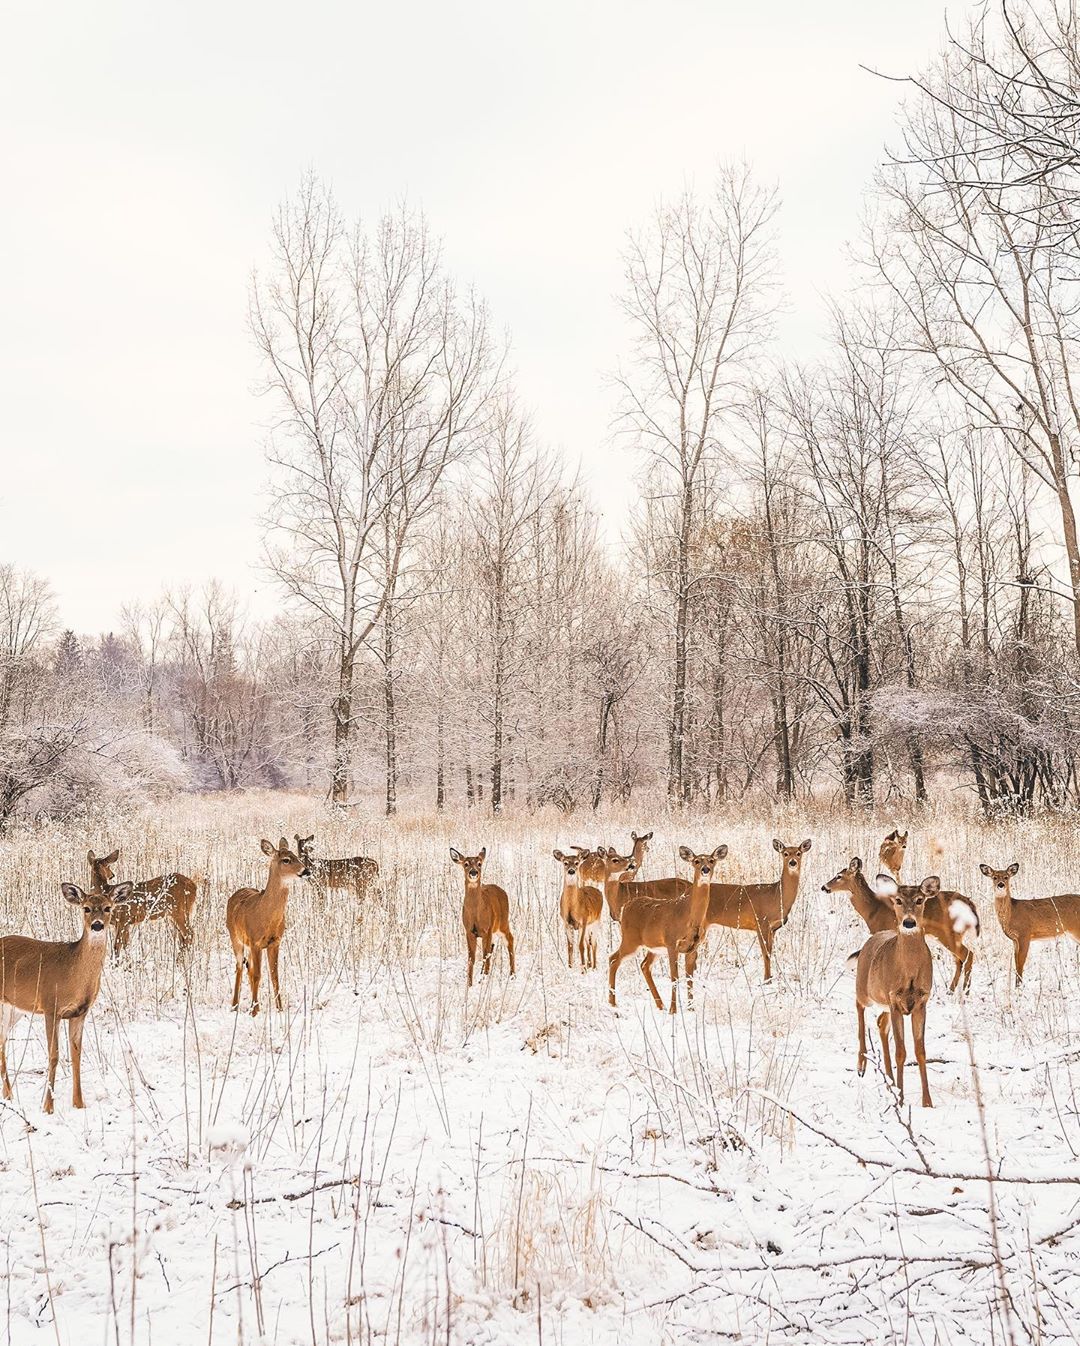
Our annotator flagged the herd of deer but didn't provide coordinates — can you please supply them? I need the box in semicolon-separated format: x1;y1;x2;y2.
2;824;1080;1115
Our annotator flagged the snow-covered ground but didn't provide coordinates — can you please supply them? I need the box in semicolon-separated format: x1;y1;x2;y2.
0;795;1078;1344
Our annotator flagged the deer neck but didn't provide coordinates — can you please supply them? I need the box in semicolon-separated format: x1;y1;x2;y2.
892;926;928;970
780;861;802;905
995;885;1015;926
848;871;882;923
689;870;711;929
263;864;295;911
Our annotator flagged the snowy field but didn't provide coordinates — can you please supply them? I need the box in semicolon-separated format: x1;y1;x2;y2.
0;792;1078;1345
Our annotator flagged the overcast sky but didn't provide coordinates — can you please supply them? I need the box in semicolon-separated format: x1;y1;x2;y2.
2;0;954;634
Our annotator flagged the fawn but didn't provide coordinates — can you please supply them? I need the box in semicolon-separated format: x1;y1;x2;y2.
450;848;516;986
0;880;133;1112
854;875;935;1108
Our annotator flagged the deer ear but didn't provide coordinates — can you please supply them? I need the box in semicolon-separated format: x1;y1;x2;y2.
449;847;463;864
873;874;898;899
850;856;862;872
104;849;119;864
899;832;908;845
261;839;277;857
772;838;783;852
87;850;96;865
478;847;486;861
278;837;289;854
553;850;565;862
713;845;728;860
110;882;134;904
1008;862;1019;876
920;875;941;897
800;839;812;852
979;862;991;876
62;883;85;904
678;845;692;861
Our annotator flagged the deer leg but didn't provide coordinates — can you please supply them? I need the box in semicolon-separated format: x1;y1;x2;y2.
231;953;245;1011
685;947;699;1007
465;932;477;986
757;925;774;982
666;944;679;1015
639;951;664;1011
608;944;627;1007
962;948;975;993
248;947;263;1017
0;1020;12;1100
43;1012;59;1115
565;927;574;969
69;1015;86;1109
912;1002;932;1108
948;951;964;994
876;1012;893;1082
1015;937;1031;986
504;929;515;977
578;926;587;973
481;934;494;977
891;1008;907;1105
112;920;130;963
857;1003;868;1077
267;941;283;1011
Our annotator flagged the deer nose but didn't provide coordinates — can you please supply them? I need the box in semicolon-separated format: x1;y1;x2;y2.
901;917;916;931
91;920;105;932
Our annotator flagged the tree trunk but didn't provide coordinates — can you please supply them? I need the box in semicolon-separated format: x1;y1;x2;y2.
668;493;692;803
331;636;354;806
383;600;398;818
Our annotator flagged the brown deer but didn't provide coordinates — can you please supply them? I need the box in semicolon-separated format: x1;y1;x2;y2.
294;835;379;899
226;838;309;1015
979;861;1080;985
609;846;726;1014
553;851;604;970
823;857;979;992
684;838;811;985
88;848;200;959
572;830;652;882
0;880;133;1112
879;829;908;881
854;875;935;1108
450;848;515;986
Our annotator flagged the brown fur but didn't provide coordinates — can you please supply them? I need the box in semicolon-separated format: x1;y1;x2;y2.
295;835;378;899
854;876;935;1108
226;838;309;1015
89;848;199;959
980;861;1080;985
0;881;133;1112
823;856;979;992
450;848;515;986
554;851;604;970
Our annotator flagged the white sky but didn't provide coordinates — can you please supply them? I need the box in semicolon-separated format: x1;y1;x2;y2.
2;0;953;634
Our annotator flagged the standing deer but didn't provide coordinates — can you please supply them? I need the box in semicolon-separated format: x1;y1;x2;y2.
685;838;811;985
226;838;309;1015
979;861;1080;985
553;851;603;970
572;830;653;884
879;830;908;881
0;880;133;1112
854;875;935;1108
294;835;379;899
88;848;200;959
450;848;515;986
823;857;979;992
609;846;726;1014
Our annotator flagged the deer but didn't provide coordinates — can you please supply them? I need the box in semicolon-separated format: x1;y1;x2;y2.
684;839;811;986
609;846;727;1014
823;856;979;992
879;829;908;881
450;848;516;987
979;861;1080;985
854;875;936;1108
294;835;379;900
572;830;653;884
226;838;309;1015
553;851;604;970
88;848;200;959
0;880;133;1113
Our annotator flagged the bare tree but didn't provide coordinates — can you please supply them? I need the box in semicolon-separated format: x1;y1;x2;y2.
252;176;496;804
615;164;778;801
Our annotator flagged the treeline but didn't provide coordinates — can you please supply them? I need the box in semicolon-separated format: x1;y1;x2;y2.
5;1;1080;827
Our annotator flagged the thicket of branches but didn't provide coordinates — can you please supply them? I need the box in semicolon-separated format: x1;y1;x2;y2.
7;1;1080;829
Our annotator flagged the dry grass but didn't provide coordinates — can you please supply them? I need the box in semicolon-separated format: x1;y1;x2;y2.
0;791;1078;1343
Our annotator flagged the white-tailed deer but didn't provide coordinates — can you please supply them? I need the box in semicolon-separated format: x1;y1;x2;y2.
608;846;726;1014
823;857;979;992
0;880;133;1112
854;875;935;1108
573;830;652;884
879;830;908;881
685;838;811;985
89;848;200;959
450;848;515;986
226;838;309;1015
553;851;603;970
979;861;1080;985
294;835;379;899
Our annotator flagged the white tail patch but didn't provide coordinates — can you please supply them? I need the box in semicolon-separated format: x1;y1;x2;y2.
873;874;898;900
846;950;861;970
949;898;979;948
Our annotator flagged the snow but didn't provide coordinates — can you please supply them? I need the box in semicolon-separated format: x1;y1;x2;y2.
0;802;1078;1343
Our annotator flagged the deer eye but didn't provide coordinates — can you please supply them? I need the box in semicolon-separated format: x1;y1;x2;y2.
83;906;90;913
